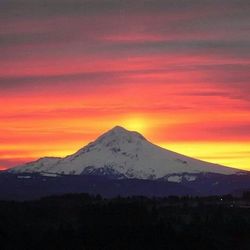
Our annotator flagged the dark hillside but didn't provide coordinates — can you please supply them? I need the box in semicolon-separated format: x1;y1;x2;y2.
0;193;250;250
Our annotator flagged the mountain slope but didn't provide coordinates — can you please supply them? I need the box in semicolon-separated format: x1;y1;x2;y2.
9;126;240;179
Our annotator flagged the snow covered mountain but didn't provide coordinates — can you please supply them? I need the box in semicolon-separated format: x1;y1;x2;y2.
9;126;241;180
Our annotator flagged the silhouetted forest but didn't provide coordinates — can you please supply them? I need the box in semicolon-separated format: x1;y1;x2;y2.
1;193;250;250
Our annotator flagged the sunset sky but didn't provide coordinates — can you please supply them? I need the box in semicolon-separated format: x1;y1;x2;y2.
0;0;250;170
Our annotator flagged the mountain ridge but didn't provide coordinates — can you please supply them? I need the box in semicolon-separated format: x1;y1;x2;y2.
8;126;242;179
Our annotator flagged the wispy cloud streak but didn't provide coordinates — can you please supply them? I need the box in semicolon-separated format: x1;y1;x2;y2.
0;0;250;169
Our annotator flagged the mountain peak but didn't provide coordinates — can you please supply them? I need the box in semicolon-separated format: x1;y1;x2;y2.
63;126;147;159
96;126;146;145
110;126;129;133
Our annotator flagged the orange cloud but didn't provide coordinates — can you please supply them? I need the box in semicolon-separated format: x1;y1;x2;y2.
1;0;250;170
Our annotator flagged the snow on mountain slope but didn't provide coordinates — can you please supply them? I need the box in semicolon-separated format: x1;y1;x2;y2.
9;126;240;179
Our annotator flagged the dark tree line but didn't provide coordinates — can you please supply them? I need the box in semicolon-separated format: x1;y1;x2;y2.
0;193;250;250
